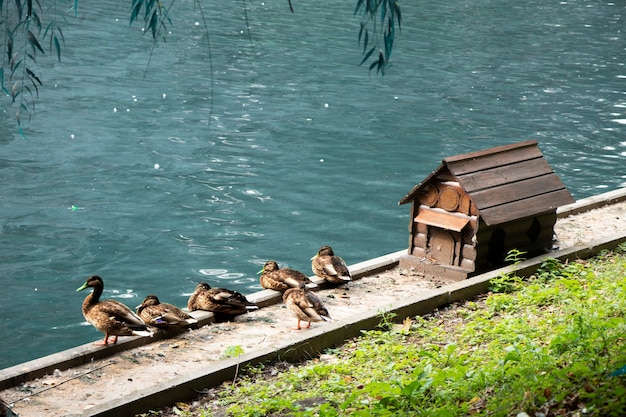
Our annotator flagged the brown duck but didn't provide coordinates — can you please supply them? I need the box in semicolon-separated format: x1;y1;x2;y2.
258;260;318;292
311;245;351;284
136;294;198;328
76;275;152;346
187;282;258;316
283;285;332;330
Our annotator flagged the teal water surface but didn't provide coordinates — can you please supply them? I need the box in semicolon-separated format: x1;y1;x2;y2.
1;0;625;369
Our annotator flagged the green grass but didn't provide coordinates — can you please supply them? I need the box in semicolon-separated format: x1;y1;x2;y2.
145;246;626;417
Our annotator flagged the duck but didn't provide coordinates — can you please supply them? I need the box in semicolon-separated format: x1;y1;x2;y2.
76;275;153;346
311;245;352;284
136;294;198;329
283;285;332;330
187;282;258;316
258;260;318;292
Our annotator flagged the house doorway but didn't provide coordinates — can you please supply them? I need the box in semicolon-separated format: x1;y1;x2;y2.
428;230;456;265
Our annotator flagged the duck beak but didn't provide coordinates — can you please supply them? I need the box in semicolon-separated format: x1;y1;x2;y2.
76;282;88;292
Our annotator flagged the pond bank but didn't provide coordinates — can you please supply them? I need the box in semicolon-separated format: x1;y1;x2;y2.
1;188;626;417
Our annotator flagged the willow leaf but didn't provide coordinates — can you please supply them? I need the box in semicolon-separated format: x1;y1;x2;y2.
10;80;20;101
27;31;44;54
354;0;364;15
28;79;39;97
394;0;402;28
26;67;41;86
146;0;156;21
10;57;21;74
384;26;393;57
0;68;9;95
55;25;65;43
14;0;23;20
53;36;61;61
360;46;376;66
7;37;13;61
43;20;53;37
23;84;33;99
130;0;142;24
358;22;365;43
377;50;386;74
149;10;158;38
31;9;41;28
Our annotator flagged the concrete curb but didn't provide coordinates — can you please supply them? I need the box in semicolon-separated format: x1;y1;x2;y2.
557;187;626;217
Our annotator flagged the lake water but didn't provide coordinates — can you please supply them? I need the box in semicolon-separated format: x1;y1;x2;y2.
1;0;625;369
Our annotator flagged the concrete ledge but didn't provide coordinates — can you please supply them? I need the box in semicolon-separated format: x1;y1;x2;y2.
349;250;404;278
557;187;626;217
0;311;216;392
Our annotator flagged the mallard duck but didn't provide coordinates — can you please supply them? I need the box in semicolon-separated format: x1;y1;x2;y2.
258;260;318;292
283;286;332;330
76;275;152;346
187;282;258;316
311;245;351;284
136;294;198;328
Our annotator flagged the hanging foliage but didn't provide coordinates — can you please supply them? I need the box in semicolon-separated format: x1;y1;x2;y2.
130;0;172;41
355;0;402;76
0;0;65;130
1;0;403;129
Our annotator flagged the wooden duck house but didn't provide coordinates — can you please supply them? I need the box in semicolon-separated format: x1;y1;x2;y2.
398;140;574;281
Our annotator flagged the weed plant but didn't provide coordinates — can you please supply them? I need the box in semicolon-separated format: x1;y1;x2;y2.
152;246;626;416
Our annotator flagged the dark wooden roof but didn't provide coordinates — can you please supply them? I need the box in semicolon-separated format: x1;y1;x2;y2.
399;140;575;226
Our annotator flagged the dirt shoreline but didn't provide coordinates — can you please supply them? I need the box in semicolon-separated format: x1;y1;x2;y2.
1;197;625;417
